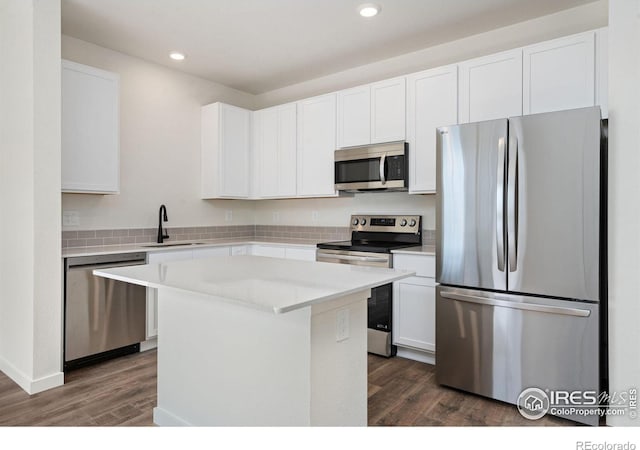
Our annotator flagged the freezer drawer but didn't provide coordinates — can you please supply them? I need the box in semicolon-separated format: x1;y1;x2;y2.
435;286;599;426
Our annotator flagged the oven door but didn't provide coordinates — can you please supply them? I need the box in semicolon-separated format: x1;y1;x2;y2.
315;249;391;268
334;142;407;191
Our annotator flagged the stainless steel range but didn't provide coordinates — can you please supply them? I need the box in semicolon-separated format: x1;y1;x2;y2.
316;214;422;357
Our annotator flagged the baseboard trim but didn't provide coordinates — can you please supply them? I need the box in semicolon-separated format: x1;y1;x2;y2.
0;356;64;394
140;339;157;352
153;407;192;427
396;347;435;365
29;372;65;394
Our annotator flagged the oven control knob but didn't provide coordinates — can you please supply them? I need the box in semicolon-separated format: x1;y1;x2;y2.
352;218;359;226
409;219;417;227
360;218;367;226
400;219;408;227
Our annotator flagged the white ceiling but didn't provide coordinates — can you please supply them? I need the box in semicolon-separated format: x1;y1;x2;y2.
61;0;597;94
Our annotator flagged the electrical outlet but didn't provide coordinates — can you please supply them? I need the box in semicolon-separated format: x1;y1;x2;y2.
63;211;80;227
336;308;350;342
225;210;233;222
312;211;319;222
272;211;280;223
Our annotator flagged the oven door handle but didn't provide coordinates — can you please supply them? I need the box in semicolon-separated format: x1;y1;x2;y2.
316;253;389;263
379;153;387;185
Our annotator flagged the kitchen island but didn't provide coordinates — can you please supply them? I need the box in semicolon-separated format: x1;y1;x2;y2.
94;255;413;426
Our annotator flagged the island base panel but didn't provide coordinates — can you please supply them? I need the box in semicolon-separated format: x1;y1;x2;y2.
153;288;368;426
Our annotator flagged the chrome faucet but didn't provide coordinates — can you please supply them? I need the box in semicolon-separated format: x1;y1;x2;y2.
157;204;169;243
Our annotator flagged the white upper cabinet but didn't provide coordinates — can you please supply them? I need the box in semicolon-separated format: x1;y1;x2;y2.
458;48;523;123
337;85;371;148
201;102;251;199
336;77;405;148
595;28;608;118
370;77;406;144
253;103;297;198
296;93;338;197
62;60;120;194
523;31;596;115
406;65;458;194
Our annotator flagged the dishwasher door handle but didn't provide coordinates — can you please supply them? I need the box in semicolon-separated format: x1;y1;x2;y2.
67;260;146;271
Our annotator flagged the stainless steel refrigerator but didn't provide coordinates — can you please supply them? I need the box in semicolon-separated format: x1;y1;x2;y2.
435;106;606;426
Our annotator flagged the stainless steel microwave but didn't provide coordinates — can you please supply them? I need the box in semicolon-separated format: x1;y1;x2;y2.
334;141;408;192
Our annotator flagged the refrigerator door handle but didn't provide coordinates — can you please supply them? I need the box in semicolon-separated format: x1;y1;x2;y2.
507;135;519;272
496;137;506;272
440;291;591;317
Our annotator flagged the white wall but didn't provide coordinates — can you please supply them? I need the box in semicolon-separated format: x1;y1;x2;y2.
254;193;435;229
606;0;639;427
0;0;63;393
255;1;607;108
61;36;256;230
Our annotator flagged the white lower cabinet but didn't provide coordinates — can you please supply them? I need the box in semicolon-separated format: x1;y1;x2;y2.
393;276;435;353
250;245;287;258
192;246;230;258
284;247;316;261
249;244;315;261
231;245;248;256
392;253;436;362
146;249;195;339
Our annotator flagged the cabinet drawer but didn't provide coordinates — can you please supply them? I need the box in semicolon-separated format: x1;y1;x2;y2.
393;254;435;278
251;245;286;258
231;245;248;256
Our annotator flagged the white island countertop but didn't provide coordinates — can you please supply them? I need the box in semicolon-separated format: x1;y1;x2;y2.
94;255;414;314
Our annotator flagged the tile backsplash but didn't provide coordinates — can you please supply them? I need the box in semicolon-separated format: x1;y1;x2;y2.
62;225;435;249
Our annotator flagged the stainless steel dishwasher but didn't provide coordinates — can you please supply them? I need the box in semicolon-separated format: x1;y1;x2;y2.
64;252;147;370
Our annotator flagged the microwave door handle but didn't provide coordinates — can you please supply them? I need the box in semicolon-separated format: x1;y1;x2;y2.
379;153;387;185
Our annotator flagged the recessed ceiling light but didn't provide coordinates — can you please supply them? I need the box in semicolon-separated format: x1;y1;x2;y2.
169;52;186;61
358;3;380;18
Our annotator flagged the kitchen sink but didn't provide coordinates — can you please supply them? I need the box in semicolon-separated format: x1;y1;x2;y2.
141;242;207;248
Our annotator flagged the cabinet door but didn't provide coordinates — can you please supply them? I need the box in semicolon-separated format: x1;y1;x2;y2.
285;247;316;261
278;103;298;197
459;49;523;123
146;249;194;339
254;107;280;197
219;103;251;197
254;103;297;198
406;66;458;194
192;246;230;259
231;245;248;256
595;28;608;119
297;94;338;197
392;276;436;353
251;245;286;258
523;31;595;115
371;77;406;143
337;85;371;148
62;60;119;193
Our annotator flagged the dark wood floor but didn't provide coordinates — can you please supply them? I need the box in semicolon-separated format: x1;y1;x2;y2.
367;354;574;426
0;350;157;426
0;350;575;426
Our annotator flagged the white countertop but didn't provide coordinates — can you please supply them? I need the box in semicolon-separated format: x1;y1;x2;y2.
63;239;318;258
391;244;436;256
94;255;414;314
